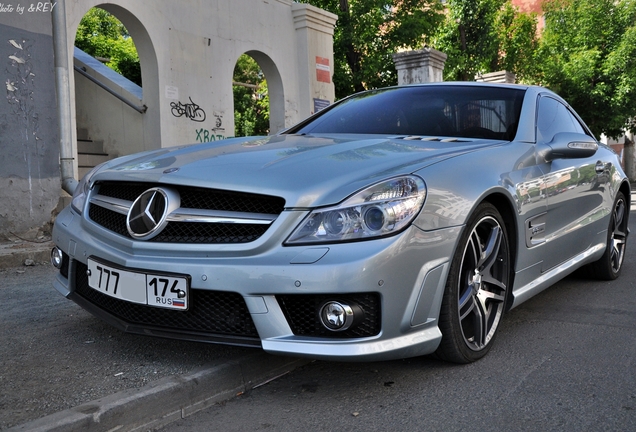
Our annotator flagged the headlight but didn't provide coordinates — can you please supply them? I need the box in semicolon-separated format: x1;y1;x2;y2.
285;176;426;245
70;164;102;214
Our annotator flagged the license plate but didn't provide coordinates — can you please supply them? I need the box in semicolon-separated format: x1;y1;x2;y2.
86;258;189;310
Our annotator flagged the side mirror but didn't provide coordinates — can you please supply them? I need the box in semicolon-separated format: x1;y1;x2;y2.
540;132;598;162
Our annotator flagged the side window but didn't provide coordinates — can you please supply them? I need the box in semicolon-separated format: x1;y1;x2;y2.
536;96;586;142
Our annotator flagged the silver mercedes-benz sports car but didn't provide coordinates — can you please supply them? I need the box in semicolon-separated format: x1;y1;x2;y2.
52;82;629;363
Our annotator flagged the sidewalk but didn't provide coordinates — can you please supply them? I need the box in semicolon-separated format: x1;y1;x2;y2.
10;351;306;432
1;249;308;431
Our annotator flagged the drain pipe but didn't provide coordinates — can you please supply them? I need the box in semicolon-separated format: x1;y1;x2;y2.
52;0;78;195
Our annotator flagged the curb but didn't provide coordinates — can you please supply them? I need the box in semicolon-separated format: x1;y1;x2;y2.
0;240;53;269
9;353;309;431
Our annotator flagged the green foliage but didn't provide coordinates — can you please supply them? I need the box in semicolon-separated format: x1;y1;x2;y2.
432;0;538;82
433;0;504;81
74;8;141;86
495;3;539;81
233;54;270;137
536;0;636;138
297;0;444;99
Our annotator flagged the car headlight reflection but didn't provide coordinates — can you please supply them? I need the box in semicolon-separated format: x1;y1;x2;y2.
286;176;426;245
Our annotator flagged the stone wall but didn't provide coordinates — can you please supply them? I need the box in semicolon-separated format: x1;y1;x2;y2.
0;10;60;240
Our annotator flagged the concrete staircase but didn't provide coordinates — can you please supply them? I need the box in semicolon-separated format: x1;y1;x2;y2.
77;128;110;179
55;128;110;215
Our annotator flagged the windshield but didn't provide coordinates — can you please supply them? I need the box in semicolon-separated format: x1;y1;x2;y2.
286;85;525;140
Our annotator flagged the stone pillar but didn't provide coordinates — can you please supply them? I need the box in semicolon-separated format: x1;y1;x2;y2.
292;3;338;119
392;47;447;85
476;71;516;83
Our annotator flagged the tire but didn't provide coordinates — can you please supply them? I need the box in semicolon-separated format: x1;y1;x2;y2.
435;203;511;364
587;191;628;280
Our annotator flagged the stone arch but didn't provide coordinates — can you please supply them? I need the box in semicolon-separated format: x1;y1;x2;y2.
95;4;157;94
71;3;161;156
243;50;285;134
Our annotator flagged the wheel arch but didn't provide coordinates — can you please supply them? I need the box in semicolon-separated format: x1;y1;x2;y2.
433;191;517;363
481;191;518;311
619;181;631;210
618;178;631;246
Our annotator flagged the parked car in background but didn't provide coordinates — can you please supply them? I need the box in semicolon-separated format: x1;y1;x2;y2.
52;83;629;363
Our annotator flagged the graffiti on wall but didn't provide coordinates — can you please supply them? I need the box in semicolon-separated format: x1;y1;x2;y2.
195;111;230;142
167;93;230;142
170;96;206;122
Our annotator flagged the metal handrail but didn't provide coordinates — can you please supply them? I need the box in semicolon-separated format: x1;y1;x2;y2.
74;66;147;114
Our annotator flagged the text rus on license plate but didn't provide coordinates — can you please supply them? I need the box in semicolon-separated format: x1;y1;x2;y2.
87;258;189;310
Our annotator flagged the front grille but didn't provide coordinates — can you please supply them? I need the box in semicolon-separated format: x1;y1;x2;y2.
277;293;381;338
89;205;129;237
88;205;270;243
88;181;285;244
74;261;259;339
97;182;285;214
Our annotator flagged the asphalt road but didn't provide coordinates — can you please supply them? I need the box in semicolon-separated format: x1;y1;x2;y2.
2;212;635;431
161;220;636;431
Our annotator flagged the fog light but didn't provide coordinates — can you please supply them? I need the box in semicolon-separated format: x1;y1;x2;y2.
51;247;64;269
319;301;365;332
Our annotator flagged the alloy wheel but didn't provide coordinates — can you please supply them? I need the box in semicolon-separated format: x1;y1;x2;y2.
457;216;509;351
609;196;627;274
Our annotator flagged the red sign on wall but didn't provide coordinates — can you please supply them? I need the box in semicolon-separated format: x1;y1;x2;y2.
316;56;331;83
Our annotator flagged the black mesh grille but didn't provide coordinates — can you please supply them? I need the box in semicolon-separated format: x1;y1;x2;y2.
89;205;129;237
96;182;285;214
97;182;150;202
178;187;283;214
88;205;269;243
88;181;285;244
74;261;259;338
277;293;381;338
150;221;268;244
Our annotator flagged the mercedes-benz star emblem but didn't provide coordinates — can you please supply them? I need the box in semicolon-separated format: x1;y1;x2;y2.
126;188;178;240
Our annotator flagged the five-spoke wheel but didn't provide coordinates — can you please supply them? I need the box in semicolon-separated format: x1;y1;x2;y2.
436;203;511;363
587;191;629;280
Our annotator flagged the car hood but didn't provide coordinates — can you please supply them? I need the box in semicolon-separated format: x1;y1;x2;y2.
93;134;504;207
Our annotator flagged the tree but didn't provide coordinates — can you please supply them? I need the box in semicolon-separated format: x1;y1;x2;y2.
297;0;444;99
233;54;270;137
74;8;142;86
433;0;504;81
432;0;538;82
536;0;636;138
494;2;539;82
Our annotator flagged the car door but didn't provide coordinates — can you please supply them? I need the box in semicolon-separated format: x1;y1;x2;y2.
536;95;611;272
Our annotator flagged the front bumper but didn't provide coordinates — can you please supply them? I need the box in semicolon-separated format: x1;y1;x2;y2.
52;205;460;361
